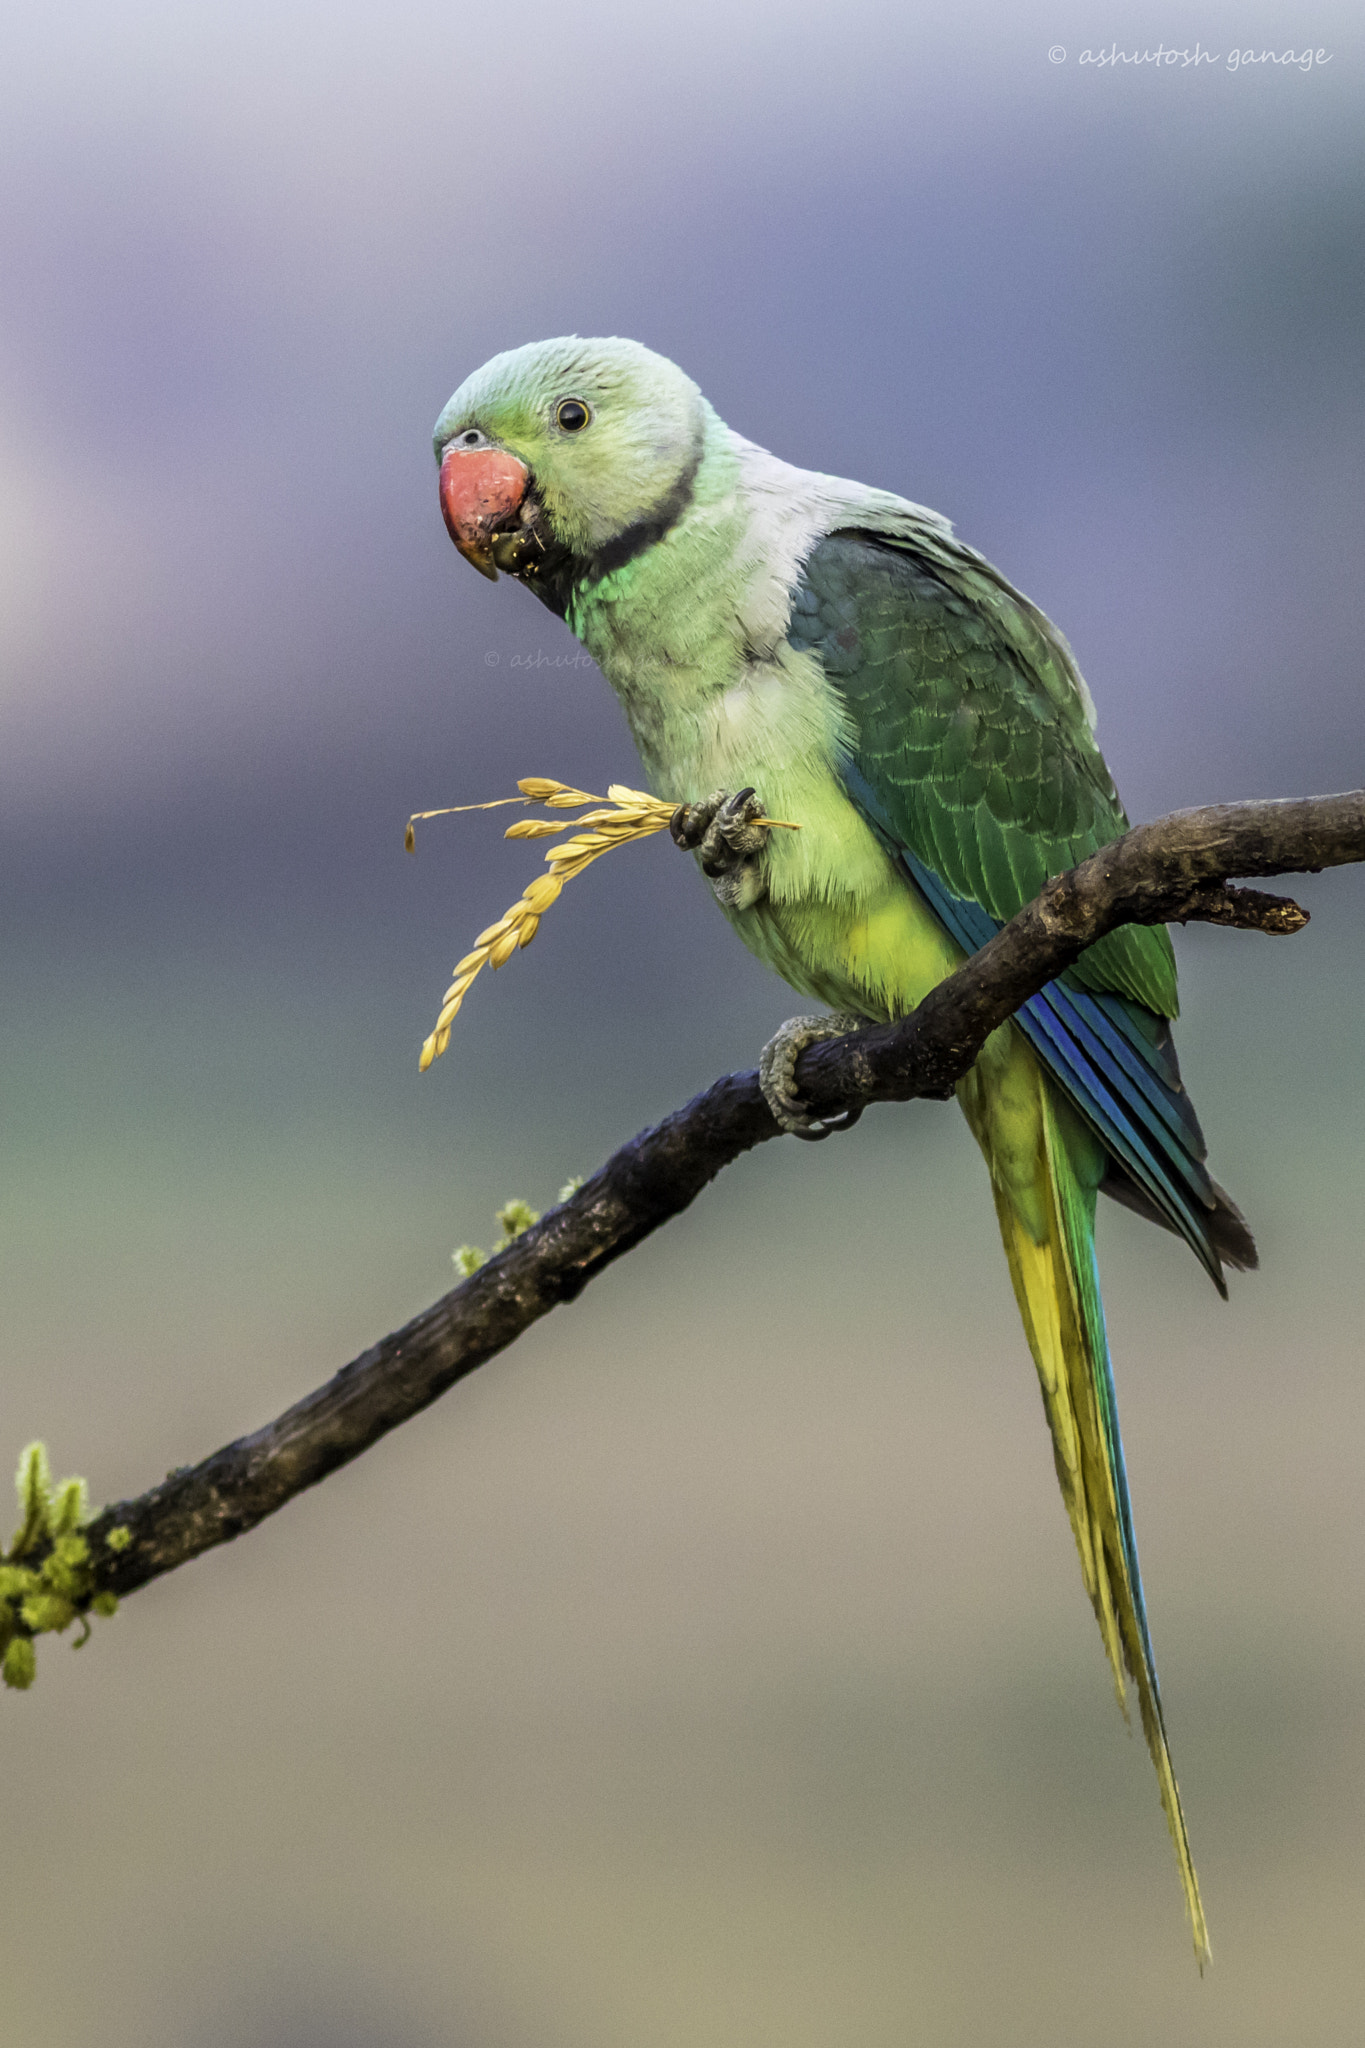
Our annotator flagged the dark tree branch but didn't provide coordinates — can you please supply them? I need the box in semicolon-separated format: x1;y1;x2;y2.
83;790;1364;1601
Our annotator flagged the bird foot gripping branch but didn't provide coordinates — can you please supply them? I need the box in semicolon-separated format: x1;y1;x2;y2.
405;777;799;1067
758;1012;869;1139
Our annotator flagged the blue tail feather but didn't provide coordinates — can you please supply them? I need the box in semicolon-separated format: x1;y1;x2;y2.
1039;981;1204;1155
1017;998;1224;1288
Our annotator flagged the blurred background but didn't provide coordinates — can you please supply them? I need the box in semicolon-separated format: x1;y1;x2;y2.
1;1;1363;2041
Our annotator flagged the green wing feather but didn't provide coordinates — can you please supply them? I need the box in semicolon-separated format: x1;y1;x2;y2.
789;528;1178;1018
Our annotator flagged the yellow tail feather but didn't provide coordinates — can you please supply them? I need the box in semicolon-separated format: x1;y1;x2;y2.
966;1043;1210;1965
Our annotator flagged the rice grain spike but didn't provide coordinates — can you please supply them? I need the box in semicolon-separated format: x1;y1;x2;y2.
416;773;791;1066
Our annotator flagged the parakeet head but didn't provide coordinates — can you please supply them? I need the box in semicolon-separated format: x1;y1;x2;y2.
432;336;705;593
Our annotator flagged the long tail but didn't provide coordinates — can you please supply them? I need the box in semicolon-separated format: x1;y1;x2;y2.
980;1062;1210;1965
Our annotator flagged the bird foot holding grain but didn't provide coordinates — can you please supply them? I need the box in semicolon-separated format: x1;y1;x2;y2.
670;787;771;910
759;1011;867;1139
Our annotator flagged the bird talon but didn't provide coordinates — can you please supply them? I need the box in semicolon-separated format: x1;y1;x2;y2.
759;1011;866;1136
698;787;767;873
672;787;773;909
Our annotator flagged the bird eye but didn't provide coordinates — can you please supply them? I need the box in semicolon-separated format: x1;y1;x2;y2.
555;398;591;433
459;428;484;447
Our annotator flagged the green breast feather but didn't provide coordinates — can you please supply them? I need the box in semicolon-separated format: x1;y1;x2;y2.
787;530;1178;1020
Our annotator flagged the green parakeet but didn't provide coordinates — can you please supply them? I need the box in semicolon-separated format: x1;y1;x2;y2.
433;336;1256;1960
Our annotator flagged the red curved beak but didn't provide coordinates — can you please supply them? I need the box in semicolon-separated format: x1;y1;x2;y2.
439;446;529;580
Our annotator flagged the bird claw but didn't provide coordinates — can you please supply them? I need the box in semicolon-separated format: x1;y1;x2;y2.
759;1012;867;1139
670;787;771;910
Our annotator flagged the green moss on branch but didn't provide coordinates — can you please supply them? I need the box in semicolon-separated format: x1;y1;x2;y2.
0;1444;125;1688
